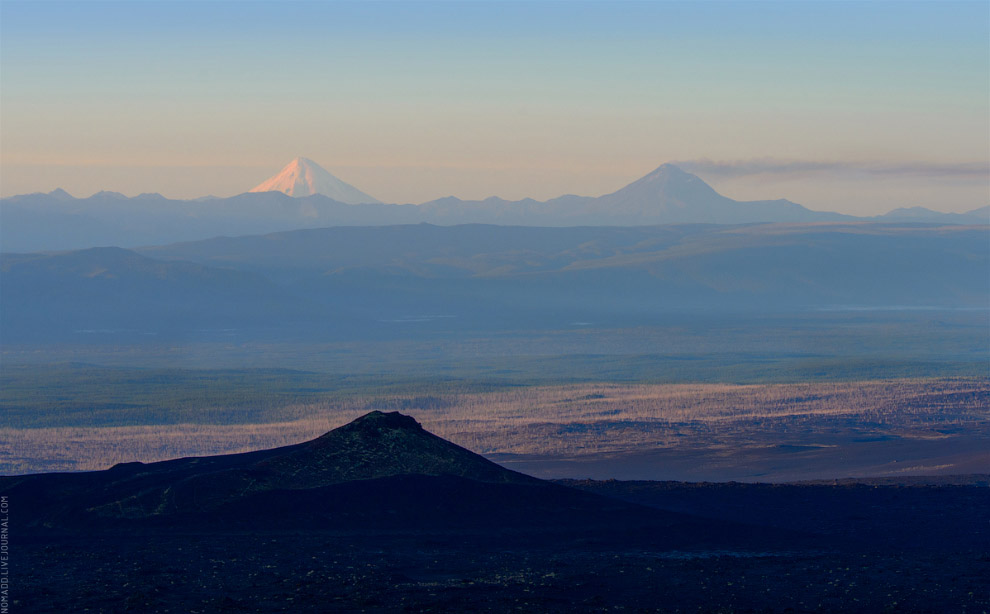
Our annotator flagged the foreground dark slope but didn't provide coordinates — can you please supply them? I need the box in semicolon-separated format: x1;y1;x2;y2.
1;411;707;533
560;478;990;551
11;413;990;613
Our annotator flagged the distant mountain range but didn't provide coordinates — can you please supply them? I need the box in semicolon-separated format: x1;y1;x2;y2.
875;205;990;224
2;161;985;252
4;222;986;343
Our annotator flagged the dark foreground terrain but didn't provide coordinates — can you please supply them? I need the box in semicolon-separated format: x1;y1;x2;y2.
20;529;989;613
7;412;989;613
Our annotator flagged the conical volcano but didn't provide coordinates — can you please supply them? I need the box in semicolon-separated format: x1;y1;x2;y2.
611;163;725;205
253;410;542;488
4;411;675;531
250;157;381;203
557;162;835;224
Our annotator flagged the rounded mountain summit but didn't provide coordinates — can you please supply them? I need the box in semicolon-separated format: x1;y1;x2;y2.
250;157;382;204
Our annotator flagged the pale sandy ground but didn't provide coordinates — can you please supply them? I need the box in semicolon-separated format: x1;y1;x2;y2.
3;378;987;481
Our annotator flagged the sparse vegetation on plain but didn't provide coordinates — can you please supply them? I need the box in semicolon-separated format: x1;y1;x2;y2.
4;377;986;477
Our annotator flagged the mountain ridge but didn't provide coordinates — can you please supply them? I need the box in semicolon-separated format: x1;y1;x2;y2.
2;163;985;252
4;222;986;343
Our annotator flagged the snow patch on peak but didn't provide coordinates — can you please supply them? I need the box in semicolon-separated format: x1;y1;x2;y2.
250;158;382;204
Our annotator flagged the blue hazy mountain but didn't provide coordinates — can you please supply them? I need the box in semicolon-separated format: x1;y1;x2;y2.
419;164;850;225
0;163;901;253
876;205;989;224
0;246;320;341
3;222;986;343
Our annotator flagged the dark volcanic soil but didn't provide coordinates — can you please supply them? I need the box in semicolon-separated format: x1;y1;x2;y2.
18;530;990;614
15;476;990;613
9;413;990;613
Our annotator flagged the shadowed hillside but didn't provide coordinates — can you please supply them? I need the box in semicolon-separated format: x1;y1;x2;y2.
10;412;989;613
1;411;701;533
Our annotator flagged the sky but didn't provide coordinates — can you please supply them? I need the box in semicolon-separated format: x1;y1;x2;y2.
1;1;987;215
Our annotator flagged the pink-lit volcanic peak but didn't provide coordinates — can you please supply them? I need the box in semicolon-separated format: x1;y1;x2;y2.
249;158;381;204
1;2;987;213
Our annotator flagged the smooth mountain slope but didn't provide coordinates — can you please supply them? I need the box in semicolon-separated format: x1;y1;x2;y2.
250;157;382;203
558;163;848;224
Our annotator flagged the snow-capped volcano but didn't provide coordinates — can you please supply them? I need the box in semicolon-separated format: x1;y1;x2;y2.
250;157;381;204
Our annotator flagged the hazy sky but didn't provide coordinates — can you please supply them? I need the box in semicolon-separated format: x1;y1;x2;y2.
1;1;987;214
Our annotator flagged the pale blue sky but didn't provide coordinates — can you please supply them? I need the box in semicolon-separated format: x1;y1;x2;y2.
2;1;987;213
